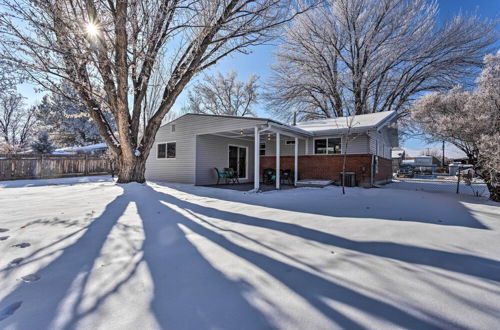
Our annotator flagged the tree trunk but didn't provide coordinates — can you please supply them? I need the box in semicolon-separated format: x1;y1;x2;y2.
116;155;147;183
486;181;500;202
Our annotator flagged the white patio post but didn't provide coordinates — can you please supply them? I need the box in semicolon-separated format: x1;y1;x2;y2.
294;137;298;186
254;126;260;191
276;132;280;189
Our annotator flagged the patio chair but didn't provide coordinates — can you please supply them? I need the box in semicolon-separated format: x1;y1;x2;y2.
263;168;276;185
281;169;294;185
224;168;240;184
214;168;227;185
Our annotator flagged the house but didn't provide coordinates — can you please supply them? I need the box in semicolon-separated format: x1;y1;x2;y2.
391;148;405;173
145;111;398;189
401;156;441;175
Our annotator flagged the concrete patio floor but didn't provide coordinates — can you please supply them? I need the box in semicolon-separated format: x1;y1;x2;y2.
204;182;296;192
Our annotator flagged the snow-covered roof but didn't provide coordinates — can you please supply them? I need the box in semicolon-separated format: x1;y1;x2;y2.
401;159;415;165
55;143;107;154
296;111;397;135
165;113;314;137
392;148;405;159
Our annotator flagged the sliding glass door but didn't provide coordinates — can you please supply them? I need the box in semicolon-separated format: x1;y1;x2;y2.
228;145;247;179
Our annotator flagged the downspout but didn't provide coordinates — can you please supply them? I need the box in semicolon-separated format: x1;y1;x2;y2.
370;154;374;187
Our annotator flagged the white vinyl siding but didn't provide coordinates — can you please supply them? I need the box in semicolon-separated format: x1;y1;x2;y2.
263;138;306;156
146;114;266;184
195;134;255;185
368;129;392;159
304;134;369;155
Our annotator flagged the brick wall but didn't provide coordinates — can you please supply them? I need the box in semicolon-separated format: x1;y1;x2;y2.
375;157;393;184
260;154;392;186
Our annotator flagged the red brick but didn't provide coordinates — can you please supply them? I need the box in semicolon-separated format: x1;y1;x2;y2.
260;154;392;186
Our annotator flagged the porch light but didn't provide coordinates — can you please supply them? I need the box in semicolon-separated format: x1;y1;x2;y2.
240;129;244;135
267;134;271;141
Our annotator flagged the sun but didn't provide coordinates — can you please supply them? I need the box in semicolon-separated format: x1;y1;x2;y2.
86;22;99;37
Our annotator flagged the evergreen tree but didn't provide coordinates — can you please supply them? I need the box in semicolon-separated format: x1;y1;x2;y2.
35;83;114;147
31;132;55;154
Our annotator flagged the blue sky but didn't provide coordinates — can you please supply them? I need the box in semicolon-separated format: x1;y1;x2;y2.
17;0;499;157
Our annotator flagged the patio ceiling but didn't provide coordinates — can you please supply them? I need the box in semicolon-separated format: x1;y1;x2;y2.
207;122;312;141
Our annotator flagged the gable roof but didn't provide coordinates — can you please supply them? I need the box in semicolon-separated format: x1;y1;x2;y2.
162;111;397;137
163;113;313;137
296;111;397;135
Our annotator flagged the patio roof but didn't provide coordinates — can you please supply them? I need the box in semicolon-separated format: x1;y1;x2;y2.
162;113;313;138
296;111;397;135
164;111;397;138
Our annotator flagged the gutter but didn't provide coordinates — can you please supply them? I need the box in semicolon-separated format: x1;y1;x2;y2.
267;121;313;137
374;111;398;131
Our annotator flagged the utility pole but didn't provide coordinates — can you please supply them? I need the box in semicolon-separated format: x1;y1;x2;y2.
442;141;445;166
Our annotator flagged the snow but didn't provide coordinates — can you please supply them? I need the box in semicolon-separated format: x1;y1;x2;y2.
391;148;404;159
1;176;500;329
54;143;107;155
296;111;396;133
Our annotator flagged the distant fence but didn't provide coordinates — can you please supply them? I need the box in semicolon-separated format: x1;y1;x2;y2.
0;154;112;181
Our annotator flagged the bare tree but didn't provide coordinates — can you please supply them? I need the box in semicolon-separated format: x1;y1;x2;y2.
0;92;36;152
266;0;498;121
411;51;500;202
183;71;259;116
0;0;304;182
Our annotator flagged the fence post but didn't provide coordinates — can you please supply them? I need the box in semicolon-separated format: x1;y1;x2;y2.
84;154;88;176
9;154;14;179
40;154;44;179
456;167;461;194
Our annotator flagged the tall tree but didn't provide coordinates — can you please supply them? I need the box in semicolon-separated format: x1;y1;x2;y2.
35;83;115;147
0;92;36;152
411;51;500;202
0;0;302;182
183;71;259;116
266;0;497;120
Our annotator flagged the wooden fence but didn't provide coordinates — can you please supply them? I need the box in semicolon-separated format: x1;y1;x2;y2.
0;154;112;181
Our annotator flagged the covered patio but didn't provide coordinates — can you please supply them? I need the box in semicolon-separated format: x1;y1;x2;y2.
199;120;312;191
205;183;296;192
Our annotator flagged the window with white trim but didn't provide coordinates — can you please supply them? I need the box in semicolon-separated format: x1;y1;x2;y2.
158;142;176;158
260;143;266;156
314;138;341;154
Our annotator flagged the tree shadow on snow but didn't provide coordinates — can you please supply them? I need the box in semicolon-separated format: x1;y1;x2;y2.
160;182;492;229
1;183;499;329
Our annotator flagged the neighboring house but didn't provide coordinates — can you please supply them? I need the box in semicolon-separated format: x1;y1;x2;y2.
145;111;398;188
401;156;441;175
448;162;474;176
391;148;405;173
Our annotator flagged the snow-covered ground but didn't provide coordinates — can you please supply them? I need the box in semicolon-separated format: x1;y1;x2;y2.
1;176;499;329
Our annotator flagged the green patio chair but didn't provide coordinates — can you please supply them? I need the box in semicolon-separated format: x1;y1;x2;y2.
214;168;226;184
263;168;276;185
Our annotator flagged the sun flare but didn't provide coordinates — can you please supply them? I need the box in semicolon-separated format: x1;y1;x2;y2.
86;22;99;36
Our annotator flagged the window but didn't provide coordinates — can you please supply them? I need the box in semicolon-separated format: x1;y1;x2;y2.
229;145;247;178
157;143;166;158
285;140;295;145
171;124;176;132
158;142;176;159
167;142;176;158
314;138;341;154
260;143;266;156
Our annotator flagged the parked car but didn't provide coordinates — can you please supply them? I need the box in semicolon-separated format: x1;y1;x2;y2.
397;166;414;178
